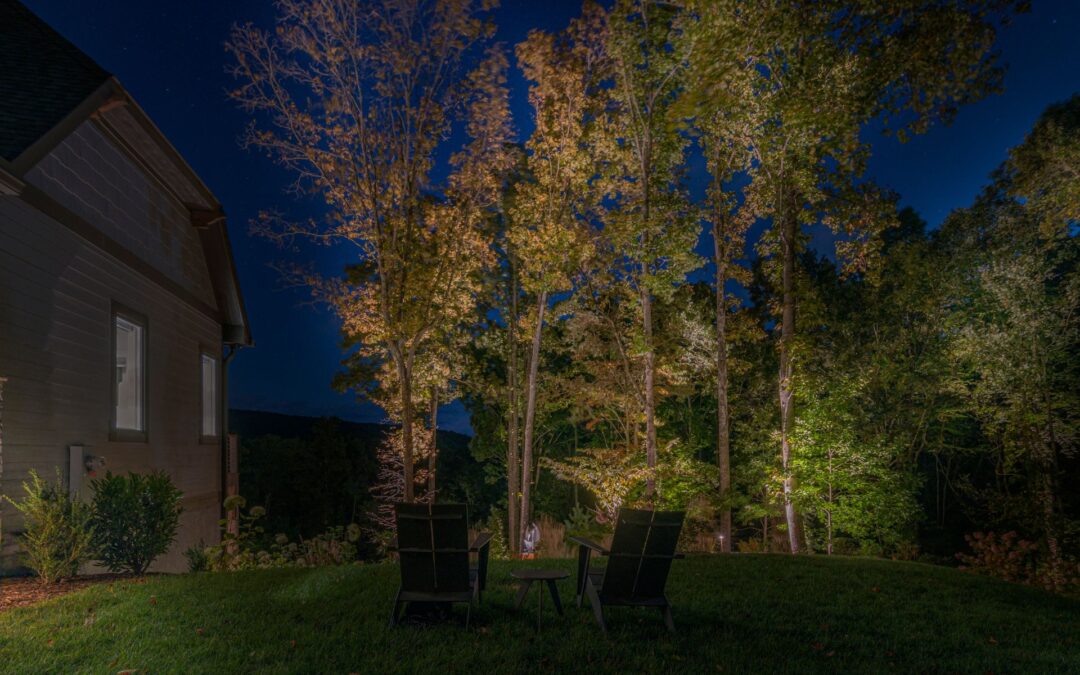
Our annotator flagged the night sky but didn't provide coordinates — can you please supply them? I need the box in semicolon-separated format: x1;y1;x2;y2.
20;0;1080;434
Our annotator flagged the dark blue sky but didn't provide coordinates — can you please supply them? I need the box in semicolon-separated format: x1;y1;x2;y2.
22;0;1080;434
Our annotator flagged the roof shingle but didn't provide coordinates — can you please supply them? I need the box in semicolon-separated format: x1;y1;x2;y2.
0;0;110;161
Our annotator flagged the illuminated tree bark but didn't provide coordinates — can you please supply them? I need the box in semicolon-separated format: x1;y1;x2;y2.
520;293;546;547
713;225;732;552
778;203;801;553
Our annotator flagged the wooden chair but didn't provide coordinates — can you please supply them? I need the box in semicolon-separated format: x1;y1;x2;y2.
569;508;685;634
388;503;492;629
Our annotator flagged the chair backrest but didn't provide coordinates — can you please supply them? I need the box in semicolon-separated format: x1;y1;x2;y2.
600;508;685;601
394;503;471;595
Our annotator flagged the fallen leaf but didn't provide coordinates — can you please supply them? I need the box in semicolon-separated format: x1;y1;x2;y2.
988;637;998;645
149;596;157;606
870;586;880;593
811;642;824;652
46;639;54;648
290;640;297;649
195;628;205;636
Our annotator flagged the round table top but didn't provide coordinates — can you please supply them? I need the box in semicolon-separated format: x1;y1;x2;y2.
510;568;570;581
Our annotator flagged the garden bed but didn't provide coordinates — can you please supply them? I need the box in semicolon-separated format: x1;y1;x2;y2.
0;574;136;613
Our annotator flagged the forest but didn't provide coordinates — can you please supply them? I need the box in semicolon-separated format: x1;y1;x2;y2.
227;0;1079;591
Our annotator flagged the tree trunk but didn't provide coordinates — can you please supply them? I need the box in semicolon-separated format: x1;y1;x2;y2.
520;291;547;551
714;221;732;553
506;258;521;554
779;203;800;553
643;285;658;497
826;447;834;555
397;351;415;503
428;387;438;498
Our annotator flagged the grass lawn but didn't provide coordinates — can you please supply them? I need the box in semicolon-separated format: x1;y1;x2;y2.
1;555;1077;674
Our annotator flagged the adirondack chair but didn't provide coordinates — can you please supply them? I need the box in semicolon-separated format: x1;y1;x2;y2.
388;503;492;629
569;508;685;634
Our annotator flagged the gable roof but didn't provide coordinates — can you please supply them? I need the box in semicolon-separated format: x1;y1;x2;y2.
0;1;252;346
0;1;110;162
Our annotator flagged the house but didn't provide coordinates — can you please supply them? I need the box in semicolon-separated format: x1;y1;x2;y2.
0;1;251;573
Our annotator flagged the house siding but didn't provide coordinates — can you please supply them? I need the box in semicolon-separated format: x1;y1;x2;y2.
0;127;225;574
24;120;216;307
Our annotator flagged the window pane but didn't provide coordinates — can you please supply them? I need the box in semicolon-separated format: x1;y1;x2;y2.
201;354;217;437
114;316;144;431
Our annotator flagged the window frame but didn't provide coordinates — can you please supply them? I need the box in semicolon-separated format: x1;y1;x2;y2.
110;302;149;443
199;347;220;444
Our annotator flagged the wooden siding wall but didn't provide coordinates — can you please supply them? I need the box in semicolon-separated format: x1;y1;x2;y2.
0;120;224;574
25;121;216;307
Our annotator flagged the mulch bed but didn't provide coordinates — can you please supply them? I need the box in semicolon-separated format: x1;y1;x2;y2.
0;574;139;613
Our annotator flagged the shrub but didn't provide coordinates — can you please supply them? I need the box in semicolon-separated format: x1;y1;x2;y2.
90;471;183;575
957;531;1080;592
184;541;209;573
5;469;94;583
957;531;1040;584
478;510;509;561
203;498;360;570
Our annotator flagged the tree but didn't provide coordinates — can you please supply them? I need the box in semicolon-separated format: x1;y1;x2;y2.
1002;94;1080;236
682;0;1018;552
942;150;1080;588
509;2;607;550
696;89;756;553
228;0;510;501
600;0;700;496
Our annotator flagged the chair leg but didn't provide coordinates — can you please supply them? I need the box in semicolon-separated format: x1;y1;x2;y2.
584;577;607;635
660;602;675;633
546;579;564;616
513;580;532;609
388;589;403;628
576;544;590;607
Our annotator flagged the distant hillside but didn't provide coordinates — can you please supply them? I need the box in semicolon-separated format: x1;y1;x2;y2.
224;409;495;538
228;409;471;451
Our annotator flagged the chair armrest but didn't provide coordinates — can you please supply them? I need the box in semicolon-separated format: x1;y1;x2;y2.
568;535;608;555
470;532;493;552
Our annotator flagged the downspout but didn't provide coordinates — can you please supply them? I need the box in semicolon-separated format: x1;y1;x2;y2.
220;344;243;519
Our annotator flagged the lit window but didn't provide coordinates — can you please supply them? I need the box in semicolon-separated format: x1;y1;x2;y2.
112;309;146;439
201;352;218;439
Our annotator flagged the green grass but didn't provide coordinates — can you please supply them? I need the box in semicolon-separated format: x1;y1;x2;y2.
1;555;1077;674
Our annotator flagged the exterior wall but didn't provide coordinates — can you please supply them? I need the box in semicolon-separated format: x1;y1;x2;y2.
0;130;225;574
24;120;216;307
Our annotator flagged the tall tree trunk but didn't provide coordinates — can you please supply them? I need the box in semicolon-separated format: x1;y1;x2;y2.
396;350;415;503
520;291;547;551
428;387;438;498
826;447;834;555
1040;466;1062;588
506;257;521;554
643;285;657;497
779;203;801;553
714;222;732;553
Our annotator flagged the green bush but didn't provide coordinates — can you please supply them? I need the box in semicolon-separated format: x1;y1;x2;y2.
203;497;360;571
5;469;95;584
184;541;209;573
90;471;183;575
